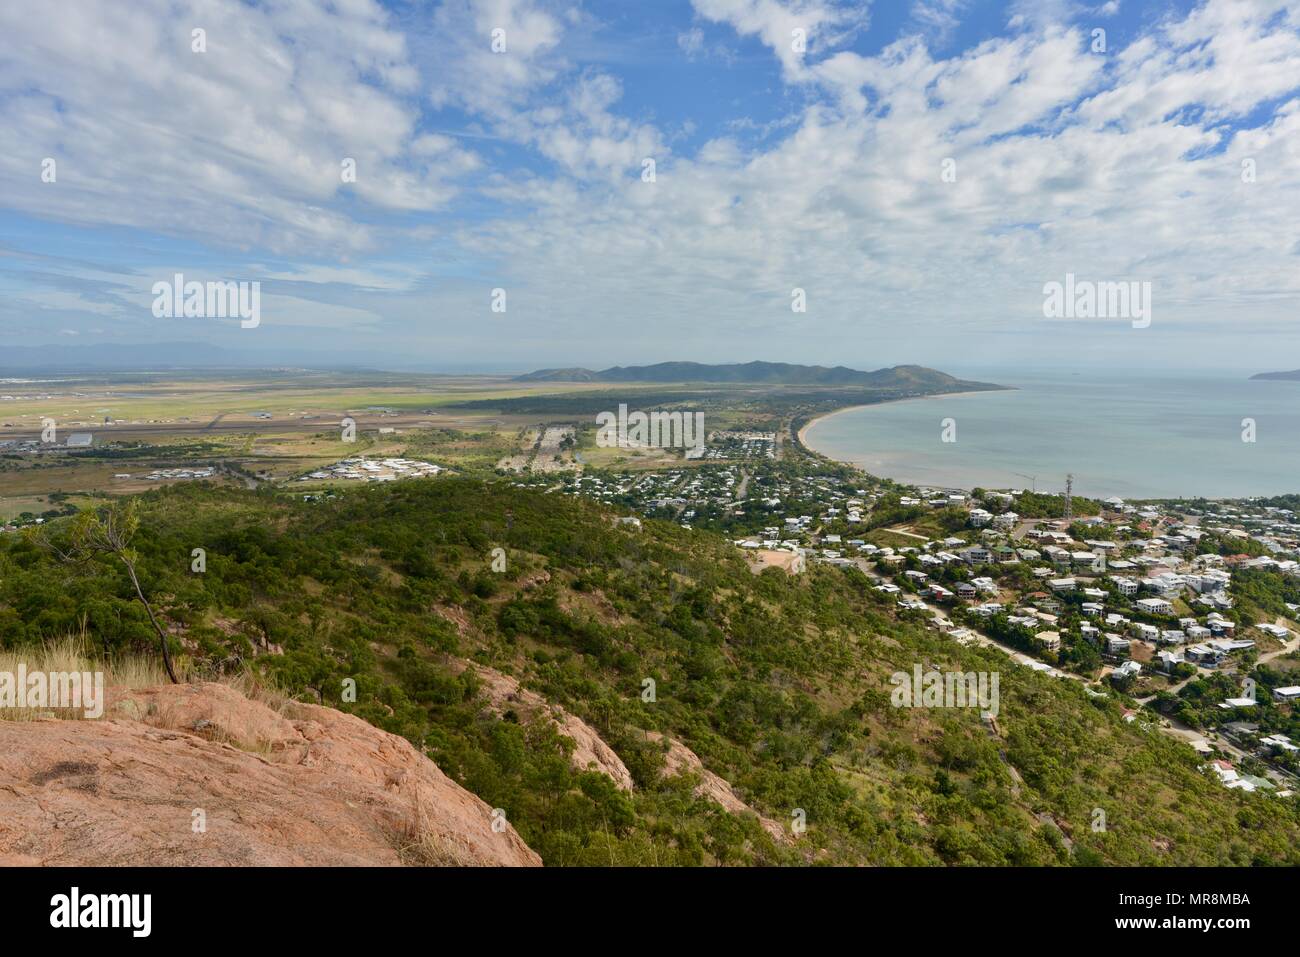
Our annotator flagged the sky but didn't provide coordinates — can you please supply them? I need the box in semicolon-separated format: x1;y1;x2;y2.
1;0;1299;375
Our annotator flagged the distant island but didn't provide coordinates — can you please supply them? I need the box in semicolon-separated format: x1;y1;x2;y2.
515;361;1004;391
1250;370;1300;381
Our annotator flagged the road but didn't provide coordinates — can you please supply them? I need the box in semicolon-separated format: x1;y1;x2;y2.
219;464;260;490
733;468;750;503
852;558;1080;682
848;557;1293;783
1135;630;1300;707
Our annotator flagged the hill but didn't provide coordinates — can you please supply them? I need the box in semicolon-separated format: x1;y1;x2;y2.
4;479;1299;866
515;361;999;390
0;680;539;866
514;367;603;382
1251;370;1300;381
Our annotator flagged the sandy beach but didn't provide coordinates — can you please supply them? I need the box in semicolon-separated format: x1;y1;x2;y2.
797;390;996;452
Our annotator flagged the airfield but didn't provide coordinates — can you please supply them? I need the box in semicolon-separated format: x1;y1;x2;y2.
0;370;774;521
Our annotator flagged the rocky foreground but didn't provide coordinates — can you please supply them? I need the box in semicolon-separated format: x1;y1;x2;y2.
0;682;540;866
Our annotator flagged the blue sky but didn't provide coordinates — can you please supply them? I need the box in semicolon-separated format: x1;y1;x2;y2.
1;0;1299;374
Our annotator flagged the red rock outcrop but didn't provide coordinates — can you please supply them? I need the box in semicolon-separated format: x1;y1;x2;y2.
0;682;540;866
461;663;635;791
647;731;790;843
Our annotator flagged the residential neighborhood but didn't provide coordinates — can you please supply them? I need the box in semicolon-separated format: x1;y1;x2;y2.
531;454;1300;795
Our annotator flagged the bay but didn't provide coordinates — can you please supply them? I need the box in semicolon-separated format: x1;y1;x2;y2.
800;370;1300;500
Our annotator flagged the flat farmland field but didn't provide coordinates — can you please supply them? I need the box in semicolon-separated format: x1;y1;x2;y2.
0;370;804;517
0;372;562;509
0;372;592;436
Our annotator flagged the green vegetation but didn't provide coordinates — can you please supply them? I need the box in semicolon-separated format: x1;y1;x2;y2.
987;489;1100;519
3;477;1299;865
1231;567;1300;624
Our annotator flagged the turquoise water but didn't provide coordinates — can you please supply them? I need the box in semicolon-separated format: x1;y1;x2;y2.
801;371;1300;499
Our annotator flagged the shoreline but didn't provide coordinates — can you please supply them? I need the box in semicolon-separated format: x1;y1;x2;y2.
796;389;996;453
796;387;1292;502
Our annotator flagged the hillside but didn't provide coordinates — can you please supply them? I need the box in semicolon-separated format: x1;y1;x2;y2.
514;367;603;382
515;361;1001;390
1251;370;1300;381
0;681;539;866
3;479;1299;865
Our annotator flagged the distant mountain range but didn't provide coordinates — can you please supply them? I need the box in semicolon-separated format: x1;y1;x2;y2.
515;361;994;389
0;346;996;391
1251;369;1300;381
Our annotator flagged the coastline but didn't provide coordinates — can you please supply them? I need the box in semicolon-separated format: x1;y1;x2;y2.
795;381;1299;500
797;389;996;453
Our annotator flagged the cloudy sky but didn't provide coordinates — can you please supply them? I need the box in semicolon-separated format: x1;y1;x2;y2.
2;0;1298;374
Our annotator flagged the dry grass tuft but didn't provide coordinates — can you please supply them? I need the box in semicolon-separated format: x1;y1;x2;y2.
0;633;297;723
0;635;167;721
395;788;485;867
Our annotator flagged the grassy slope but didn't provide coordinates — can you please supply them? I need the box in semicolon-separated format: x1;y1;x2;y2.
2;478;1298;865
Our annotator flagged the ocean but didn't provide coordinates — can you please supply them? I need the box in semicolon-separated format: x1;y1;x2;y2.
800;370;1300;500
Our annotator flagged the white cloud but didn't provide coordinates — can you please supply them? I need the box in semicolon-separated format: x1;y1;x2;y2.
3;0;1300;367
678;27;706;57
0;0;477;255
425;0;566;117
449;0;1300;363
691;0;870;78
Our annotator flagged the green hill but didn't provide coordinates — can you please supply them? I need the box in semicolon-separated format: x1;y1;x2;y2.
3;478;1297;865
515;361;1003;390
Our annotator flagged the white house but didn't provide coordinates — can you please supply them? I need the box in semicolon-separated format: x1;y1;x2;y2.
992;511;1019;530
1112;660;1142;681
1135;597;1174;616
1186;644;1227;666
1043;546;1072;567
1130;622;1160;642
1156;650;1184;672
1071;551;1102;571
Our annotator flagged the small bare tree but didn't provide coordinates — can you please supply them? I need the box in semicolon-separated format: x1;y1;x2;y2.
38;500;179;683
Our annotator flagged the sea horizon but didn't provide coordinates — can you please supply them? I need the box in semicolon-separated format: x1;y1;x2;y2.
801;368;1300;501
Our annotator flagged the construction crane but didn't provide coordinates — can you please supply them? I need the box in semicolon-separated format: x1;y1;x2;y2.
1012;472;1037;493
